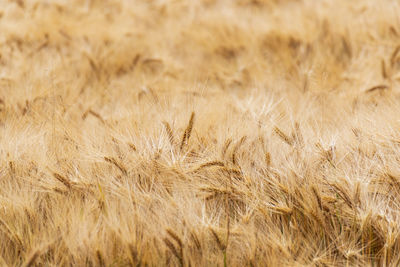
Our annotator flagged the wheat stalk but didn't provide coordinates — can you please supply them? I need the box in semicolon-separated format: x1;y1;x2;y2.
274;127;294;146
163;121;175;146
180;112;195;151
193;161;225;172
222;138;233;159
22;249;41;267
163;236;183;267
53;172;73;189
231;136;247;165
96;250;106;267
104;156;128;175
390;45;400;67
365;85;389;93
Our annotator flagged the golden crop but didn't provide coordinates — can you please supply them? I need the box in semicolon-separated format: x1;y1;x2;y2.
1;0;400;266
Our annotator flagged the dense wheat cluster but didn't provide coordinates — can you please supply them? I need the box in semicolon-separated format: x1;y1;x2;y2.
1;0;400;266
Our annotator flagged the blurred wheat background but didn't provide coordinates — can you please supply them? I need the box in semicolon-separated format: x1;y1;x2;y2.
1;0;400;266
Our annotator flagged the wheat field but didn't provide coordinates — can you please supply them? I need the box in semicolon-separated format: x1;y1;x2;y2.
1;0;400;266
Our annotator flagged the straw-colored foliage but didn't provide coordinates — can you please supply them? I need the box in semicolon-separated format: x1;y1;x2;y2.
1;0;400;266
